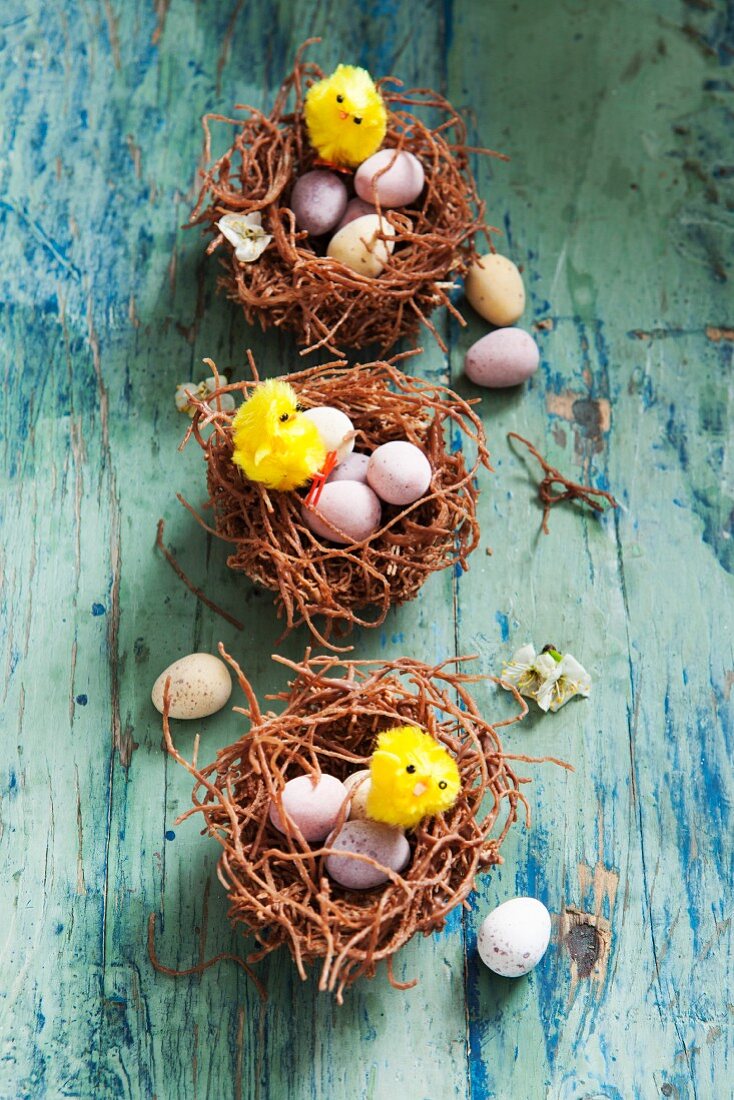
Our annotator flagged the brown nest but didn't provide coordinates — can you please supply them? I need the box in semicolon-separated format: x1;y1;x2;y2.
178;351;490;651
190;38;504;357
162;648;568;1002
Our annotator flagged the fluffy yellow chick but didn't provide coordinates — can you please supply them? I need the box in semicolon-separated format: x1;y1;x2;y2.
366;726;461;829
231;379;326;491
304;64;387;168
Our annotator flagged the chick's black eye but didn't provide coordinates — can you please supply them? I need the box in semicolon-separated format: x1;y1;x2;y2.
336;94;344;104
438;780;448;790
406;764;416;774
353;117;362;125
279;412;289;422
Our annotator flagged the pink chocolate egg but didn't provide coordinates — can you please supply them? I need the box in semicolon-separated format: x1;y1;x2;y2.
325;820;410;889
291;170;348;236
269;774;347;842
355;149;425;208
367;441;432;506
327;452;370;485
465;327;540;388
335;197;376;231
302;481;382;545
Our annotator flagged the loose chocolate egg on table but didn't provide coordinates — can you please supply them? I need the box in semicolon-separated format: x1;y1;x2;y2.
327;451;370;485
151;653;232;719
343;769;372;820
291;170;348;236
326;214;396;278
269;773;348;842
355;149;425;208
477;896;551;977
302;406;355;461
367;440;432;506
465;253;526;326
335;197;376;231
326;819;410;889
465;327;540;388
302;481;382;544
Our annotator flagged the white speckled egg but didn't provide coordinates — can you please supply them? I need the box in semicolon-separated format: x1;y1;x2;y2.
355;149;425;208
291;170;348;236
301;406;355;461
367;440;432;506
465;253;525;326
327;214;395;278
465;327;540;388
327;451;370;485
325;820;410;889
302;481;382;545
269;774;347;842
151;653;232;720
335;197;376;231
477;897;551;977
343;770;372;820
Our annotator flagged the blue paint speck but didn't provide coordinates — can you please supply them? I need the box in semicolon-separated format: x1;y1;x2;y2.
495;611;510;642
165;830;175;841
54;923;64;935
75;694;88;706
92;603;106;616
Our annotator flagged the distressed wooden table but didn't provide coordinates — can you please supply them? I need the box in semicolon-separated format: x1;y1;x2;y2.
1;1;732;1097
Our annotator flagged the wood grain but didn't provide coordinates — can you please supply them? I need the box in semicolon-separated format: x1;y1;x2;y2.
0;0;732;1097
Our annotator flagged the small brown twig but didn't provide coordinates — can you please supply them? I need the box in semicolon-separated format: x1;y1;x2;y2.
507;433;619;535
155;519;244;631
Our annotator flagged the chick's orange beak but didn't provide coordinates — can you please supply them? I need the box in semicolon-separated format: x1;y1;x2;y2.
412;780;429;797
338;109;349;120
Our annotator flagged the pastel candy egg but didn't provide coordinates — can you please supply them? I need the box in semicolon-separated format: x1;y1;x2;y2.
335;197;376;231
355;149;425;208
151;653;232;720
465;327;540;388
327;214;396;278
291;170;348;236
301;406;355;462
367;440;432;506
269;774;348;842
302;481;382;545
326;820;410;889
343;770;372;820
327;451;370;485
477;897;551;977
465;253;525;326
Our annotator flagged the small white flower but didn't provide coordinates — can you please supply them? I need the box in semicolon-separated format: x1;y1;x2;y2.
501;643;591;713
175;376;235;418
217;211;272;263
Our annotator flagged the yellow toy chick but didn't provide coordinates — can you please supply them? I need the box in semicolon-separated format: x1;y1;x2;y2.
231;379;326;491
304;64;387;168
366;725;461;829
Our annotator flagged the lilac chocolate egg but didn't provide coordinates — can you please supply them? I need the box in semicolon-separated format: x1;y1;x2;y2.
302;481;382;545
367;441;432;506
325;820;410;889
465;327;540;388
269;773;347;842
291;170;348;236
327;452;370;485
355;149;425;208
335;197;376;231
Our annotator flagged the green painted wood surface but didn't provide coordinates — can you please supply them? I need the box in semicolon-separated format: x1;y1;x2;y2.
1;1;732;1097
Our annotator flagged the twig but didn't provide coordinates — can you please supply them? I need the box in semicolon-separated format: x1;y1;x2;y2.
155;519;244;630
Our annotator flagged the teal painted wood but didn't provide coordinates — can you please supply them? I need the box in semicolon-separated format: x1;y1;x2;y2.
0;0;732;1098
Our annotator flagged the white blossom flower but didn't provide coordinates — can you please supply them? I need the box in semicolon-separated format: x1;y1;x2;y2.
217;211;272;263
501;643;591;713
175;376;235;418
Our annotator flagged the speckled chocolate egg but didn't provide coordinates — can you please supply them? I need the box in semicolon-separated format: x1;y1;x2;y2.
327;452;370;485
325;820;410;889
465;253;525;326
302;406;355;461
302;481;382;545
343;770;372;820
355;149;425;207
335;197;376;231
477;897;551;977
291;170;348;236
465;327;540;388
151;653;232;720
327;214;396;278
366;441;432;506
269;774;348;842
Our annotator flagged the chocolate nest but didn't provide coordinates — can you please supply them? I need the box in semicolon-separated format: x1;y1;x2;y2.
190;39;504;357
178;352;490;651
161;648;564;1003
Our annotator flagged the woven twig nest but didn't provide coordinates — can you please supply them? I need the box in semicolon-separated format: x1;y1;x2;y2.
163;648;542;1002
191;39;502;357
179;352;490;650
